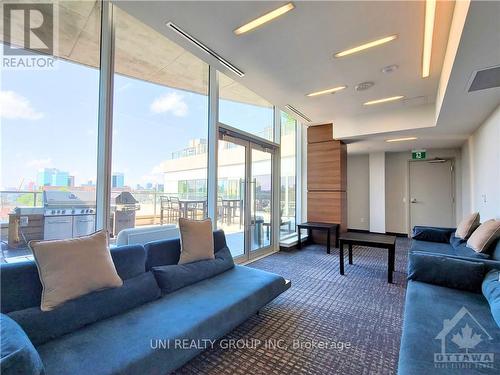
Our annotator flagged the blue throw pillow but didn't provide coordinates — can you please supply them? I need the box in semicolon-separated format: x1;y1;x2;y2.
152;246;235;294
8;272;160;346
408;252;486;292
0;314;44;375
411;226;454;243
482;269;500;328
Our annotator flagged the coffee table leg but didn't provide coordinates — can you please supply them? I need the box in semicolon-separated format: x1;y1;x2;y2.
339;241;344;275
297;227;302;249
327;229;331;254
388;245;395;283
348;243;353;264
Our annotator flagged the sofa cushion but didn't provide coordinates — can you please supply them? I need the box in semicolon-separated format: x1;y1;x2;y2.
467;219;500;253
178;218;215;264
493;239;500;261
408;252;486;292
0;314;44;375
410;239;489;260
36;265;289;375
145;229;227;270
449;233;466;248
153;246;234;294
411;226;454;243
9;272;160;346
0;245;146;315
398;281;500;375
455;212;480;239
30;230;123;311
482;269;500;328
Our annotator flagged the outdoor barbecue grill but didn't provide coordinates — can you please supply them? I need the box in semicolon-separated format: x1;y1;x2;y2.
111;191;140;236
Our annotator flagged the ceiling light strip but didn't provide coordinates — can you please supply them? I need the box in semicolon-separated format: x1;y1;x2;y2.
234;2;295;35
385;137;418;143
363;95;404;106
166;22;245;77
307;86;347;97
422;0;436;78
285;105;312;122
334;35;398;58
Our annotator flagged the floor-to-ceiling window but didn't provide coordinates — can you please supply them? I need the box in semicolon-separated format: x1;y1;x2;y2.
218;72;274;141
280;111;297;239
0;1;301;262
109;7;209;237
217;72;276;259
0;1;101;260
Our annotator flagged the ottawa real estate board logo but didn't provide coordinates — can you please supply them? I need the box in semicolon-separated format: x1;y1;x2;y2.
434;307;494;370
2;2;56;69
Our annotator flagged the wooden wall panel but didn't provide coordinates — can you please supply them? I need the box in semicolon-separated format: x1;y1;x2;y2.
306;122;348;244
308;142;344;191
307;191;347;230
307;124;333;144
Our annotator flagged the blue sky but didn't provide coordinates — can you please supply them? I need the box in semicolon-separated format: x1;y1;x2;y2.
1;58;273;190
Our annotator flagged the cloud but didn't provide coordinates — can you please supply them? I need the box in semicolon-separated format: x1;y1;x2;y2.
150;92;188;117
26;158;52;169
0;90;44;120
151;163;164;175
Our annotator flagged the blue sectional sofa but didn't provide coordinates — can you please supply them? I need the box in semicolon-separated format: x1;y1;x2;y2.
1;230;290;375
398;227;500;374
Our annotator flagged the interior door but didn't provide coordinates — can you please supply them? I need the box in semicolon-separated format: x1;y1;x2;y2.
409;160;455;230
217;129;275;261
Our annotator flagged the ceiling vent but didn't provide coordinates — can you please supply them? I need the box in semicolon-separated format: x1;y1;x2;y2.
355;82;374;91
468;65;500;92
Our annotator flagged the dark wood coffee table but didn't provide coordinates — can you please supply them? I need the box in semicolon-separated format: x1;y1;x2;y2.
297;222;339;254
338;232;396;283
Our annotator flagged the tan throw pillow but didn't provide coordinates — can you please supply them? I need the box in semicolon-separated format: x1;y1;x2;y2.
455;212;480;239
178;218;215;264
30;230;123;311
467;219;500;253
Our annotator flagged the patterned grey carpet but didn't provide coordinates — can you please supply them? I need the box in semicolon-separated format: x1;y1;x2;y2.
174;238;410;375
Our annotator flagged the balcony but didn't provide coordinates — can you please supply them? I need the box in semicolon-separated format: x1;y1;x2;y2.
1;190;295;263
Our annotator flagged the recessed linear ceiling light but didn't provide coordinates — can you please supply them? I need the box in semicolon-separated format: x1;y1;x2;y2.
234;3;295;35
422;0;436;78
306;86;347;97
166;22;244;77
334;35;398;58
285;105;312;122
363;95;404;106
385;137;418;143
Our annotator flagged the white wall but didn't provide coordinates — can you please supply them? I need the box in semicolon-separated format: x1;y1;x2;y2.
462;105;500;220
369;152;386;233
347;155;369;230
384;148;462;233
346;148;463;234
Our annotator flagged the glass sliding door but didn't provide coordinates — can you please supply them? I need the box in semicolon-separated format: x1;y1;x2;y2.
217;138;246;257
250;147;272;253
217;128;276;261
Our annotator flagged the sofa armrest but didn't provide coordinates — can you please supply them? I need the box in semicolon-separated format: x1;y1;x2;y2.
411;226;455;243
408;252;486;292
0;314;44;375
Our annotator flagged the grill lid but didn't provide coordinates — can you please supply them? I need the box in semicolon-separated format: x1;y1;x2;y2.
43;191;96;207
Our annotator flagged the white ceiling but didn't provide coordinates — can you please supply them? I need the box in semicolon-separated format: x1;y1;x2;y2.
116;1;500;153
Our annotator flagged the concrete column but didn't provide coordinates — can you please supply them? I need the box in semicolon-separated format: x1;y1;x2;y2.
369;152;386;233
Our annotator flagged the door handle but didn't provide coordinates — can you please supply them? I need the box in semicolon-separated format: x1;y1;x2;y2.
410;198;417;203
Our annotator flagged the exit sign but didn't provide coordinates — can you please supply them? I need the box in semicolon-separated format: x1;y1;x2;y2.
412;150;427;160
